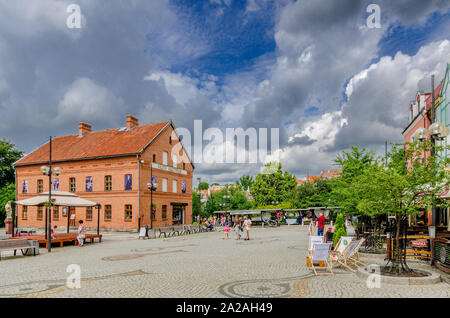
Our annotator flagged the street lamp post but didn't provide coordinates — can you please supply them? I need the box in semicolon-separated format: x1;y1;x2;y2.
40;136;61;253
147;163;158;232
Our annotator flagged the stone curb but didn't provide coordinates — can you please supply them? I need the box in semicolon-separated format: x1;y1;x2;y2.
356;266;442;285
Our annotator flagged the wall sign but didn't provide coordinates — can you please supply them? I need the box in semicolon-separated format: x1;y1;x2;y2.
53;178;59;191
22;180;28;194
86;176;93;192
125;174;132;191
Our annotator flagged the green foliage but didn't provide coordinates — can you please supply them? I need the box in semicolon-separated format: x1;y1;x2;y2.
250;162;297;206
333;213;347;246
291;177;333;209
192;192;202;217
256;201;294;210
331;147;376;216
354;141;450;218
236;175;254;191
204;187;252;215
198;182;209;190
0;139;23;188
0;183;15;226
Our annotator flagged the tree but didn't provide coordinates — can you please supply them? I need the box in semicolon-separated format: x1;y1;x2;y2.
198;182;209;190
0;183;15;226
348;141;449;274
291;178;333;209
331;147;376;216
192;192;202;218
0;139;23;188
204;187;252;215
250;162;297;206
236;175;253;191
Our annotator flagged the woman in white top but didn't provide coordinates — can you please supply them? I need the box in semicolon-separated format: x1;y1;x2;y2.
243;216;252;240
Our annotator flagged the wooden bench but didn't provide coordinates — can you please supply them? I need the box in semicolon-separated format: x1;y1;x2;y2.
157;226;173;238
0;239;37;260
10;233;102;248
183;225;192;235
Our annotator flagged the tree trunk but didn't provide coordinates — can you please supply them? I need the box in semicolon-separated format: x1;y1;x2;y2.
395;213;401;273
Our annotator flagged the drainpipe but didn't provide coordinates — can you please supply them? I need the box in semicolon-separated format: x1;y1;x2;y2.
13;166;17;237
137;154;141;232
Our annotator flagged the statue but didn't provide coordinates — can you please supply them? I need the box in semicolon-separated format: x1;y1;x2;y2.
5;201;12;219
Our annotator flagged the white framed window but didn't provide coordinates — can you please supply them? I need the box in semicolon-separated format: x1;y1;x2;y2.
162;178;167;192
172;180;177;193
163;152;168;165
172;154;177;168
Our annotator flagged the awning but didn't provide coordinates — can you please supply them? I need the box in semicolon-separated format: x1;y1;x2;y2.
15;191;98;207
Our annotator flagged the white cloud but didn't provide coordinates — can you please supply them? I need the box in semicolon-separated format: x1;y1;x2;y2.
56;78;125;125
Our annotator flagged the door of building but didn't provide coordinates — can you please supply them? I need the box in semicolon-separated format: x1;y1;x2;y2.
69;207;76;226
172;205;184;225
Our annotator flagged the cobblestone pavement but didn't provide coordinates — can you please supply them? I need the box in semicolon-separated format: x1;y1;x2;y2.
0;226;448;298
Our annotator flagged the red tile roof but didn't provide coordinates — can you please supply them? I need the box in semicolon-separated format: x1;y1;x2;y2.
307;175;320;182
15;121;170;166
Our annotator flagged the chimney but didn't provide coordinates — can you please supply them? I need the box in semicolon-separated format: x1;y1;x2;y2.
126;115;139;129
78;122;92;136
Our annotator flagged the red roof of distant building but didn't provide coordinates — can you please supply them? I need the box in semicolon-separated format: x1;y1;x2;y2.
15;121;171;166
307;175;320;182
320;169;342;177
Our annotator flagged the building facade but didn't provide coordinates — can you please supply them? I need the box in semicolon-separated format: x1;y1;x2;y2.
14;116;194;231
436;64;450;161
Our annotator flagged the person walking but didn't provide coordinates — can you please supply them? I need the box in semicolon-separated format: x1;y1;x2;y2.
223;223;230;239
297;213;303;226
315;212;326;236
233;220;241;240
243;216;252;240
77;220;86;247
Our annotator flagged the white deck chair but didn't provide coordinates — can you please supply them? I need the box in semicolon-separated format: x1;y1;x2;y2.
310;243;333;275
308;236;324;256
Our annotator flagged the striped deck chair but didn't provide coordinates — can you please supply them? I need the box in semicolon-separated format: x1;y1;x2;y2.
310;243;333;276
349;238;367;266
334;240;359;272
330;236;353;263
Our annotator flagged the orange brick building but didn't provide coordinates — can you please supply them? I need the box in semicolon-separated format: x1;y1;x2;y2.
14;116;194;231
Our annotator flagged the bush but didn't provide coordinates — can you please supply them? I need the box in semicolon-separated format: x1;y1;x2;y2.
333;213;347;246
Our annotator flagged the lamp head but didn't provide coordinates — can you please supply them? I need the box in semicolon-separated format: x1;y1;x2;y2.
54;167;61;176
40;166;49;175
414;128;429;142
430;122;449;140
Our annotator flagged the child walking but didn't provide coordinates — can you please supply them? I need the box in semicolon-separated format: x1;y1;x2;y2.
223;223;230;239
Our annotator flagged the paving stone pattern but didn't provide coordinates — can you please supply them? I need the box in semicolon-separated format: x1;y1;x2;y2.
0;226;448;298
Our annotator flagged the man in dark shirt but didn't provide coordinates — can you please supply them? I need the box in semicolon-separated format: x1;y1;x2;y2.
315;212;326;236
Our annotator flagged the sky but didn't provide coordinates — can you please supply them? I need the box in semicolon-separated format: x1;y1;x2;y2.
1;0;450;185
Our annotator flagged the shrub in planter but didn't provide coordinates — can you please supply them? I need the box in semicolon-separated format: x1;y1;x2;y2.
333;213;347;247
